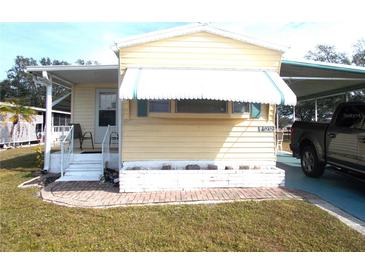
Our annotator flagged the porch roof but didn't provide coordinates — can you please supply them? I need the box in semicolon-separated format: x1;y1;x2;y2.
26;65;119;86
119;68;297;106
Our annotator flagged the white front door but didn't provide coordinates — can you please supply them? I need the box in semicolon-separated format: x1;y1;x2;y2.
95;89;117;143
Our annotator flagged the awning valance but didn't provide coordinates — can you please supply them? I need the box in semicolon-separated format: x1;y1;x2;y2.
119;68;297;106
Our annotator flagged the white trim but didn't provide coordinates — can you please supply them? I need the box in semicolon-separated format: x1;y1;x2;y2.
0;102;70;115
114;23;288;53
26;64;119;72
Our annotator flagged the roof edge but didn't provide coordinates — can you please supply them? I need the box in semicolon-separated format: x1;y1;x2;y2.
26;64;119;72
115;23;289;53
282;59;365;74
0;102;70;115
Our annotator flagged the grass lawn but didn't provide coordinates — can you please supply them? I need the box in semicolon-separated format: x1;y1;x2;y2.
1;147;365;251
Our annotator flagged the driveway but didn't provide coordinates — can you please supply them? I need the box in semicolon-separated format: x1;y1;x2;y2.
277;152;365;221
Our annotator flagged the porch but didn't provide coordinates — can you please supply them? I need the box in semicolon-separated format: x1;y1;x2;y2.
49;125;119;181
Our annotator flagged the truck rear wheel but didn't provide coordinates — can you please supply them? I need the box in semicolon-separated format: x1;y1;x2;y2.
301;145;325;178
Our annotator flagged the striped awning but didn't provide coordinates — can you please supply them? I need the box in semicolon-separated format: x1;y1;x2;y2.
119;68;297;106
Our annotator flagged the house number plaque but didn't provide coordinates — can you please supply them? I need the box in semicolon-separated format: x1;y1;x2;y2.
258;126;275;132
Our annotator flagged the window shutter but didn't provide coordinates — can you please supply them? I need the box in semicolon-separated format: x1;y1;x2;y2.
250;103;261;118
137;100;148;117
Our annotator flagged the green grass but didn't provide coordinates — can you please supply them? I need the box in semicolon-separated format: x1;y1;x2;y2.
1;147;365;251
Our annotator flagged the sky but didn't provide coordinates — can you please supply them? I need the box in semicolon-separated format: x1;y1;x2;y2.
0;22;364;80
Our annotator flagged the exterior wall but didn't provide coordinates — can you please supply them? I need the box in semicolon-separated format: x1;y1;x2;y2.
72;83;117;147
121;101;276;165
120;32;282;72
119;31;283;167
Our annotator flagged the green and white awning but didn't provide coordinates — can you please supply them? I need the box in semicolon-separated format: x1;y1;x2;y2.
119;68;297;106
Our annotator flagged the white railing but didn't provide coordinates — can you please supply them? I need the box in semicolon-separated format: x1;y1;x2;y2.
60;125;74;177
101;125;111;175
52;125;72;145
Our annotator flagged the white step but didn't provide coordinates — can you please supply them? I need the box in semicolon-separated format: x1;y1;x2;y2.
56;171;102;182
56;152;104;182
67;164;102;171
73;154;102;161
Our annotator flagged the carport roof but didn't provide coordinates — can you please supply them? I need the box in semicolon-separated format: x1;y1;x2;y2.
281;59;365;100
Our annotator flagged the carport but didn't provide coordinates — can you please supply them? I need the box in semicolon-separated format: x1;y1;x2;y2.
280;59;365;122
278;59;365;222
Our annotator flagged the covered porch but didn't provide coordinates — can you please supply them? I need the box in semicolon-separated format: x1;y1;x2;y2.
26;65;120;181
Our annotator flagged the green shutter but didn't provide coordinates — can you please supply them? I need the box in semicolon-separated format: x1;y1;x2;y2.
250;103;261;118
137;100;148;117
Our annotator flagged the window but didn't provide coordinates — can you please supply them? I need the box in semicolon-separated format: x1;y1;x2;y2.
335;105;365;129
176;100;227;113
233;102;250;113
149;100;170;113
99;93;116;126
99;111;116;126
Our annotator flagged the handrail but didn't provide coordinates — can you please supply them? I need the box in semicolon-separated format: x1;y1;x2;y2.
101;125;111;176
60;125;74;177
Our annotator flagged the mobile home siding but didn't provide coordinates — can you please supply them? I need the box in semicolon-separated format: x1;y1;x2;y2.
119;31;281;164
121;101;276;163
72;83;117;146
120;32;282;72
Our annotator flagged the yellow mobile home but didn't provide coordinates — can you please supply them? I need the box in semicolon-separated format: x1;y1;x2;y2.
27;23;297;192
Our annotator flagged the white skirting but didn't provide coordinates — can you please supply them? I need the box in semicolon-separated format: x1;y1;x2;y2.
119;167;285;193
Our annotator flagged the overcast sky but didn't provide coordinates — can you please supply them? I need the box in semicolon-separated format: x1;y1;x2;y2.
1;22;364;80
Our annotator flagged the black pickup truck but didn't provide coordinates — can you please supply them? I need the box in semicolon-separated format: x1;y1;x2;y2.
290;102;365;177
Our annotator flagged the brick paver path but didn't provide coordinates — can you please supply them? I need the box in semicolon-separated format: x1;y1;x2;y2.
41;181;308;208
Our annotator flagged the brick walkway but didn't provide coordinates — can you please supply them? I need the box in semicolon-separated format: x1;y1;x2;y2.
40;181;308;208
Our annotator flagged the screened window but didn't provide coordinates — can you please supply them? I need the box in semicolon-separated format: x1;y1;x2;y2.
149;100;170;112
176;100;227;113
233;102;250;113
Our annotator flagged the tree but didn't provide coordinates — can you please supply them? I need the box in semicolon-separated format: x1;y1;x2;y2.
75;59;100;65
40;57;70;66
0;100;37;140
305;45;351;64
352;39;365;67
277;105;295;128
4;56;41;106
0;56;72;108
300;41;365;122
0;80;13;101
